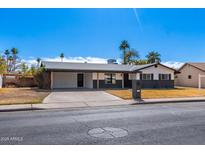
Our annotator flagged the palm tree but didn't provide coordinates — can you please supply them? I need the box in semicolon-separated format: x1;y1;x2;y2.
60;53;64;62
4;49;10;72
11;48;18;71
8;55;13;72
36;57;41;68
146;51;161;63
119;40;130;64
8;55;13;61
125;49;140;64
134;59;148;65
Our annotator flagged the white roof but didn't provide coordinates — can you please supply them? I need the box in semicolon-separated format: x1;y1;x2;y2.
42;61;159;72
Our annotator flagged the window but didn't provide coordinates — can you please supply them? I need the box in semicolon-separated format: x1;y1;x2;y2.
141;74;153;80
105;73;116;84
188;75;192;79
159;74;170;80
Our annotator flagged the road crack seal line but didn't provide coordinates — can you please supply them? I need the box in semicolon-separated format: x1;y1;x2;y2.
88;127;128;139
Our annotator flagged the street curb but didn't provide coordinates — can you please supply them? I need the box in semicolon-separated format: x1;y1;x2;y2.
1;98;205;112
130;99;205;105
0;107;44;112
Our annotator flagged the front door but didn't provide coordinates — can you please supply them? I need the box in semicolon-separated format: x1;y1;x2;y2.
77;73;84;88
124;73;132;88
124;73;129;88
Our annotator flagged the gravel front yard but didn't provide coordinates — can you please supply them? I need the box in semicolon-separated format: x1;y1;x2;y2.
106;87;205;99
0;88;50;105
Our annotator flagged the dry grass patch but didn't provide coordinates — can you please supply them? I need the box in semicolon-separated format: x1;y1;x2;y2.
0;88;10;94
106;87;205;99
0;88;50;105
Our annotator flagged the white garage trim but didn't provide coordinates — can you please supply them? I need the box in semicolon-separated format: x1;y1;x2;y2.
52;72;93;89
0;75;2;88
53;72;78;89
198;74;205;89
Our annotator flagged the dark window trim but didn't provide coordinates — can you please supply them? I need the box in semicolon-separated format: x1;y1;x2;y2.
159;74;171;80
105;73;116;85
140;73;154;80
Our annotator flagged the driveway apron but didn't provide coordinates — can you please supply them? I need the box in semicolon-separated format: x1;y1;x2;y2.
42;90;127;108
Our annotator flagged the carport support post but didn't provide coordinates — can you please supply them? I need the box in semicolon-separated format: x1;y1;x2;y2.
50;71;53;89
122;73;124;88
97;72;99;89
132;73;141;100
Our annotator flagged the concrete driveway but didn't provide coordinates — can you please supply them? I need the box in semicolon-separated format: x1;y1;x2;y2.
43;90;127;108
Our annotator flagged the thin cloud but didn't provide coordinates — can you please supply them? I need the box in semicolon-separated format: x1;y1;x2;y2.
133;8;143;31
162;61;184;69
43;56;108;63
23;56;121;67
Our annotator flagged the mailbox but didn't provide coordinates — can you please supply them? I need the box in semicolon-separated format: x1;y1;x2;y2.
132;79;141;100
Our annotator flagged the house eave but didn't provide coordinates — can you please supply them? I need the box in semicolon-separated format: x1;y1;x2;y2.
45;68;141;73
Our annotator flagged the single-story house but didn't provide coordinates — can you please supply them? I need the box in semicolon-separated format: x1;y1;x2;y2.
175;62;205;88
42;61;178;89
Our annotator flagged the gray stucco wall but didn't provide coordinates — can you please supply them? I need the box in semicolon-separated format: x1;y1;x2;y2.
140;80;174;89
122;79;174;89
93;79;174;89
93;80;122;89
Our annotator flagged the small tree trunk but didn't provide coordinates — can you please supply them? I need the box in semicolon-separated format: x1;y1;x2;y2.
123;50;126;64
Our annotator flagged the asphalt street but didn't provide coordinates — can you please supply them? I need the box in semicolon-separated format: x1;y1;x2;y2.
1;102;205;144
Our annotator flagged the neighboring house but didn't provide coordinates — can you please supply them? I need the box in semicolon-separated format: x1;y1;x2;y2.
175;63;205;88
42;61;178;89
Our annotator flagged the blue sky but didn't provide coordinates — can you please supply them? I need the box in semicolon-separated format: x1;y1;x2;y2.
0;8;205;67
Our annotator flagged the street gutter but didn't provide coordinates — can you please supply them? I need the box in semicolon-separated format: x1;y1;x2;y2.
130;97;205;105
1;97;205;112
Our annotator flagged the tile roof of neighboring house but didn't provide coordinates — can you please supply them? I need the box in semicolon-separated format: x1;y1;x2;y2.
42;61;176;73
179;63;205;72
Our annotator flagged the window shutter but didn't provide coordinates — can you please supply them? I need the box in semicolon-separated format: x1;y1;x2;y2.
169;74;171;80
159;74;161;80
151;74;154;80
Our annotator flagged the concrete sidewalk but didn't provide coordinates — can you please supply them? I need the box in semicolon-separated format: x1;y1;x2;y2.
137;97;205;104
0;100;128;111
1;97;205;111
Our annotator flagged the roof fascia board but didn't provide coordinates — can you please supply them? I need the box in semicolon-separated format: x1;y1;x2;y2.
46;69;141;73
136;63;177;72
177;63;187;71
187;63;205;73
